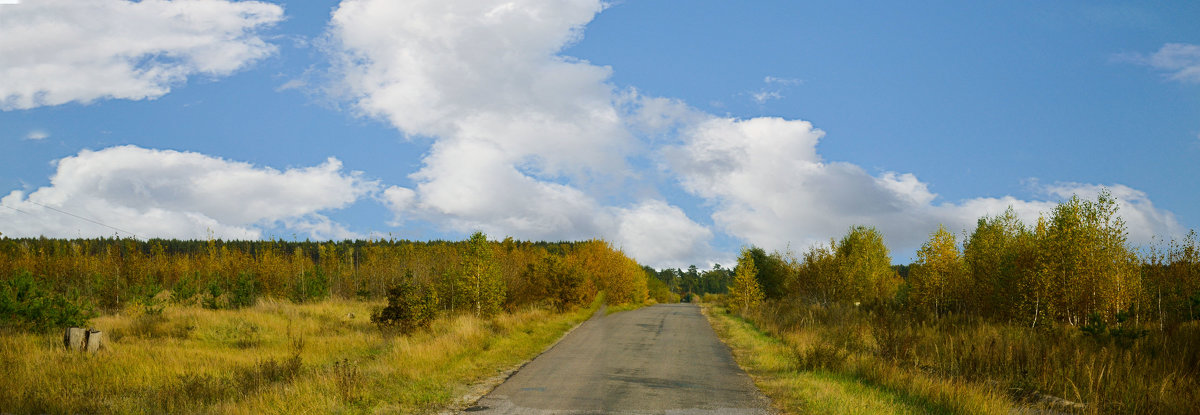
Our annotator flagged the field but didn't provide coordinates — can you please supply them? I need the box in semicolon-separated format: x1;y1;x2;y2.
704;298;1200;414
0;296;600;414
703;302;1011;415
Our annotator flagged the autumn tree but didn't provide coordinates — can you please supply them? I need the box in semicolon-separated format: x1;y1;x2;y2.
1142;230;1200;329
729;248;765;315
909;225;965;315
523;255;592;312
1036;191;1140;325
962;208;1028;319
792;240;839;305
835;226;900;304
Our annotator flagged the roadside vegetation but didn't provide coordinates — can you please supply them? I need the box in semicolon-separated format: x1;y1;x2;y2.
704;303;1009;414
677;190;1200;414
0;232;655;413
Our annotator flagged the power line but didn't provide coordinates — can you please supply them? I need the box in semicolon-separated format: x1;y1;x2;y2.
11;200;139;238
1;203;33;216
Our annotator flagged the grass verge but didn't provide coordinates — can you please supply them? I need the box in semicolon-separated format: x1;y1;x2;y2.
0;297;599;414
605;301;648;315
701;304;1013;415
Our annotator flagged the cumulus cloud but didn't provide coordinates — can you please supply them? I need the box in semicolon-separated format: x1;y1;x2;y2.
614;200;715;269
1121;43;1200;84
329;0;629;176
328;0;715;266
664;116;1181;259
326;0;1182;266
0;145;376;240
0;0;283;110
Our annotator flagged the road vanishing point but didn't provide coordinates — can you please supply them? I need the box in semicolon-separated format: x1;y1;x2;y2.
465;303;773;414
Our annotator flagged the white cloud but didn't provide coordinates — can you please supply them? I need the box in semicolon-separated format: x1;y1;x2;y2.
24;130;48;140
378;185;416;226
764;76;802;86
664;116;1181;259
275;78;307;92
0;145;376;240
614;200;714;269
0;0;283;110
326;0;1184;267
748;76;801;104
329;0;629;177
1122;43;1200;84
328;0;716;266
751;90;783;104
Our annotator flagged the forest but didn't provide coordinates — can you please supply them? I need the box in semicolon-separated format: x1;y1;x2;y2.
0;232;662;332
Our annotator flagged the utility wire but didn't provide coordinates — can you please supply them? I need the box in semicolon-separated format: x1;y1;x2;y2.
1;202;33;216
11;200;139;238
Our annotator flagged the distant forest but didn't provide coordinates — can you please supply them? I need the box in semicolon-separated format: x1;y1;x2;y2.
0;233;660;331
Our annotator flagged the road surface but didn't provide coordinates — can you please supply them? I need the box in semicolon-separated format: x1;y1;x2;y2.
466;303;772;414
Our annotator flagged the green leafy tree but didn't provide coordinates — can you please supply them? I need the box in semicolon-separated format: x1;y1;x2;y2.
701;264;732;295
748;247;790;300
459;232;505;317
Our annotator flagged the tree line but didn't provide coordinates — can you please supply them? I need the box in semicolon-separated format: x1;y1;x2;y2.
719;190;1200;329
0;232;652;331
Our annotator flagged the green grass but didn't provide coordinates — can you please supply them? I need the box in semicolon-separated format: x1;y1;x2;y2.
605;301;647;315
0;297;599;414
702;304;1012;415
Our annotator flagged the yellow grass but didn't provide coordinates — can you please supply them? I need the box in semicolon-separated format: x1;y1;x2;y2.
0;297;598;414
702;304;1014;415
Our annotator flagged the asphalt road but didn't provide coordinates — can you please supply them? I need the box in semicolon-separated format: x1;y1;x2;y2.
466;303;772;414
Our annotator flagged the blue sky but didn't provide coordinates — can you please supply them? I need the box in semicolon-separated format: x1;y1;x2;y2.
2;0;1198;268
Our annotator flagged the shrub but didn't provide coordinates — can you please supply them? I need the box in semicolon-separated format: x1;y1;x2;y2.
172;273;199;305
290;269;329;304
332;358;363;403
235;354;303;390
230;272;259;308
0;270;94;331
871;304;917;361
372;276;438;335
793;341;849;371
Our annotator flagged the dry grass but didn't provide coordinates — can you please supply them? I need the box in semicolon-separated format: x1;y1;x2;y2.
702;304;1014;415
710;297;1200;414
0;297;598;414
